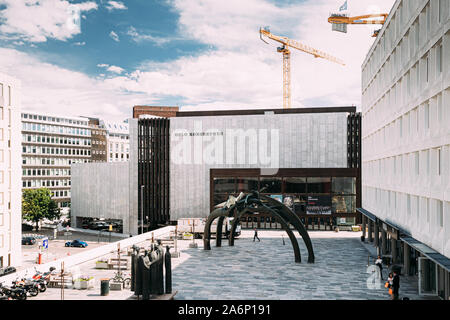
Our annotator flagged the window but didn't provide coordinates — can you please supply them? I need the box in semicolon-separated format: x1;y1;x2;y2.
437;44;443;74
260;177;282;193
437;201;443;228
424;103;429;130
284;177;306;193
415;152;419;175
437;148;441;176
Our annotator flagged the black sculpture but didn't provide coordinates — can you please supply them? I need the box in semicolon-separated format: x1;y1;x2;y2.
130;243;173;299
203;190;315;263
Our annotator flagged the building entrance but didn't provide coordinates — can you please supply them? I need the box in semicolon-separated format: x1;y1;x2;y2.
419;257;437;297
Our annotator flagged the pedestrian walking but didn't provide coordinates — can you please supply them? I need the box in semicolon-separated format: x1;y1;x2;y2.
253;228;260;242
392;271;400;300
375;255;384;280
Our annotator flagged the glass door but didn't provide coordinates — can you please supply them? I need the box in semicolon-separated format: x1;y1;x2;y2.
418;257;438;296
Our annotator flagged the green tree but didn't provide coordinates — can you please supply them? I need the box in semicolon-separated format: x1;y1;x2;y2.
22;188;61;231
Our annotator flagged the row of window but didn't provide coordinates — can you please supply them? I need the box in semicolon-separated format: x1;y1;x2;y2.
22;133;91;146
363;41;445;131
363;0;447;87
23;168;70;177
93;140;106;145
23;179;71;188
213;177;357;195
363;91;446;157
364;146;444;181
22;156;88;166
92;150;106;155
21;113;88;127
22;122;91;136
110;153;129;160
0;83;12;106
23;145;91;156
109;142;129;152
364;186;445;228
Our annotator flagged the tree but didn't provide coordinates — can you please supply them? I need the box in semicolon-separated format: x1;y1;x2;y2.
22;188;61;231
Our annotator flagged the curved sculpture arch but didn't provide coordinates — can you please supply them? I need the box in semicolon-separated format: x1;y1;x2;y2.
203;191;315;264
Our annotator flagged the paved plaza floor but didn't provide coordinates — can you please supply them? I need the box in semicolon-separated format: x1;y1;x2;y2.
172;230;424;300
19;229;428;300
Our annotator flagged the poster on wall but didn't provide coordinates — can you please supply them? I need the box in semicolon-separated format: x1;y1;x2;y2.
306;196;331;215
283;196;294;211
270;195;283;203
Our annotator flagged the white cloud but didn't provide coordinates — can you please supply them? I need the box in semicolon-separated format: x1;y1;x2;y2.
105;1;127;11
1;0;397;122
73;41;86;46
127;26;172;46
109;30;120;42
0;0;98;42
97;63;125;74
0;48;146;122
108;0;396;110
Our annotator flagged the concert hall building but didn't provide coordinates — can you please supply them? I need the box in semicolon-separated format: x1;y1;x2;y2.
71;106;361;236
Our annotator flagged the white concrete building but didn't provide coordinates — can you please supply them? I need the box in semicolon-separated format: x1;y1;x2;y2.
21;112;92;212
101;120;129;162
0;72;22;268
360;0;449;299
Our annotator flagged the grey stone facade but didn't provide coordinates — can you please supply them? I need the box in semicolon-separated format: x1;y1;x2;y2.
169;112;348;220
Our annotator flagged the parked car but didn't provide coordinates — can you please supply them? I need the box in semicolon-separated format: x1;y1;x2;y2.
21;223;33;231
21;237;36;245
0;266;16;277
65;240;88;248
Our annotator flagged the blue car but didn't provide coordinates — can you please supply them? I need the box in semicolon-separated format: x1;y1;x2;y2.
65;239;88;248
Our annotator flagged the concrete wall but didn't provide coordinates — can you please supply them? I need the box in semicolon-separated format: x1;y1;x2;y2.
71;162;132;234
0;72;22;267
169;112;348;220
361;0;450;257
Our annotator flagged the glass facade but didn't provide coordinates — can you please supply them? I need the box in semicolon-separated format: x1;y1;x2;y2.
212;175;358;230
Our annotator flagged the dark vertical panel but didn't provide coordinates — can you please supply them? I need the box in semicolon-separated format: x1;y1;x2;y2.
138;117;170;229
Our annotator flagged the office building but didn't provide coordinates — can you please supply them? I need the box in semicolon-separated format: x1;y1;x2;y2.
0;72;22;268
359;0;449;299
102;120;129;162
21;112;92;212
85;117;107;163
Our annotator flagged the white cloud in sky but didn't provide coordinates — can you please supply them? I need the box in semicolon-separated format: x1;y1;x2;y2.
0;0;397;121
0;0;98;42
0;48;147;122
97;63;125;74
109;30;120;42
105;1;127;11
127;26;173;46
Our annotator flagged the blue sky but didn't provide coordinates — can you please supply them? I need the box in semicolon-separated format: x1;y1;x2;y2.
0;0;395;121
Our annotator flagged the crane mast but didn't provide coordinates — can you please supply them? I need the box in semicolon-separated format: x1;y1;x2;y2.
260;27;345;109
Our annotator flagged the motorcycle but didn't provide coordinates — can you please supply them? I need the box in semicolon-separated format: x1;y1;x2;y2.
32;267;55;292
12;278;39;297
0;282;27;300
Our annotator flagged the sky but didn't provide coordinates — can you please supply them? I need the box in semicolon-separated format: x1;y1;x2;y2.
0;0;396;122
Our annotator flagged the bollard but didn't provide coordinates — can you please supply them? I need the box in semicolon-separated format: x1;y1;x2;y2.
165;246;172;294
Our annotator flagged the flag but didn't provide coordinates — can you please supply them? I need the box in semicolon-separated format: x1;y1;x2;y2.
339;0;347;11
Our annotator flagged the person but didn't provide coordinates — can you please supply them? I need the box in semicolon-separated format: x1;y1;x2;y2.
253;228;260;242
386;273;394;299
375;255;383;280
392;271;400;300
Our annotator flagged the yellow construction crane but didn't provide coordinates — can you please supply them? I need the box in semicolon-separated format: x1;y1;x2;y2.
259;27;345;109
328;13;388;37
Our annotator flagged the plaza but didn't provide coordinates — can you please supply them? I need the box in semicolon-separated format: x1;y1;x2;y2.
16;229;430;300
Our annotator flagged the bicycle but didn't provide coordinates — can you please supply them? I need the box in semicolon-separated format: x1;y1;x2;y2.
111;271;131;289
